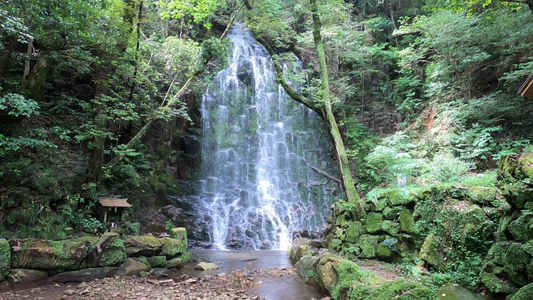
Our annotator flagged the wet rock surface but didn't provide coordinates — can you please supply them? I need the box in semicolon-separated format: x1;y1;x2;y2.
0;267;323;300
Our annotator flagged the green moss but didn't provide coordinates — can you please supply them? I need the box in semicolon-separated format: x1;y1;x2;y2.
508;214;533;242
399;209;415;234
517;153;533;179
345;222;363;243
330;239;342;251
305;270;319;283
480;271;518;294
510;283;533;300
146;256;167;268
331;260;361;300
365;213;383;234
0;239;11;277
367;280;437;300
383;207;402;220
99;238;127;267
376;241;393;261
359;235;379;258
180;252;192;263
381;220;400;236
419;234;443;269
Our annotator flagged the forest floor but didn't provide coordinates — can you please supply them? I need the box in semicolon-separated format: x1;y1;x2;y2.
0;267;326;300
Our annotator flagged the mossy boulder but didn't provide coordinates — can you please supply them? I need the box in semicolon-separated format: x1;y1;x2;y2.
480;271;518;294
160;237;186;258
123;236;162;257
359;235;379;258
376;241;394;261
366;279;437;300
365;213;383;234
399;209;416;234
116;258;150;276
508;213;533;242
383;206;402;220
335;213;352;228
509;282;533;300
146;256;167;268
483;242;530;277
330;239;342;251
381;220;400;237
289;238;311;264
517;153;533;179
345;222;364;243
169;227;187;242
0;239;11;278
437;283;490;300
295;256;319;279
10;238;89;270
420;234;444;269
166;257;183;268
87;232;127;267
468;186;498;204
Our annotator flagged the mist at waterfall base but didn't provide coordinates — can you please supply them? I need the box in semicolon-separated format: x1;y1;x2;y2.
186;24;340;250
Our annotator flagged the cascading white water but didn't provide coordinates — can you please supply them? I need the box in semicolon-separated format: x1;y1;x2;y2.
196;24;340;250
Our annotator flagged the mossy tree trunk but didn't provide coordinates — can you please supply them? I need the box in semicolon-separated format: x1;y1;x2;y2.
87;68;108;182
310;0;365;218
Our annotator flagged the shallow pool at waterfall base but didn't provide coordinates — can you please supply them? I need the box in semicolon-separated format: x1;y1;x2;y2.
171;250;323;300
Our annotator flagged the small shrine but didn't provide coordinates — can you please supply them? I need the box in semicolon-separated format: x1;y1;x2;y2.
98;197;132;224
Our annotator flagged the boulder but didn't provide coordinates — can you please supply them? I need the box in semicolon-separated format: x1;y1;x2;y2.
87;232;127;267
358;235;379;258
194;262;218;270
288;238;311;264
166;257;183;268
481;242;531;290
344;222;364;243
438;283;492;300
170;227;187;242
0;239;11;277
51;267;111;283
116;258;150;276
510;282;533;300
365;213;383;234
160;237;186;258
10;238;89;270
146;256;167;268
420;234;443;269
158;205;182;223
295;256;319;279
135;207;168;234
8;269;48;284
400;209;416;234
123;236;162;257
150;268;169;278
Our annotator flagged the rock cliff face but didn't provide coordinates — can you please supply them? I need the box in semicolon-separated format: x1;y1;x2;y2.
314;153;533;299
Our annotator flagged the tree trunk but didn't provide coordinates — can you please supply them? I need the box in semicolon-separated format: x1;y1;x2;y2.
310;0;365;218
27;50;51;102
87;72;108;182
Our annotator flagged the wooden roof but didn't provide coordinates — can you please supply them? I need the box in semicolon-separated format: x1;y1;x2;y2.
518;72;533;98
99;197;132;207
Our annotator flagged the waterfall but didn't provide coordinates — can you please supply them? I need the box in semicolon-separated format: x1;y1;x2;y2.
195;24;340;250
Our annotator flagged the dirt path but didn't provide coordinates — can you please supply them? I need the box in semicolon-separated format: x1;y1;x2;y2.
0;268;324;300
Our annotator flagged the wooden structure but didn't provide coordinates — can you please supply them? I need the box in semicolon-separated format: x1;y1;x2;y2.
98;197;131;223
518;72;533;99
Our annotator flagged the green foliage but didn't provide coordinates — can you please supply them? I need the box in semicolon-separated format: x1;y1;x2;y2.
165;219;174;231
157;0;224;29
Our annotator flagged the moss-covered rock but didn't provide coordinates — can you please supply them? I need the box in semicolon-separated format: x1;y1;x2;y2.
508;214;533;242
146;256;167;268
376;241;393;261
345;222;364;243
116;258;150;276
169;228;187;242
480;271;518;294
366;213;383;234
295;255;319;279
160;237;186;258
420;234;444;269
123;236;162;257
330;239;342;251
10;238;89;270
289;238;311;264
359;235;379;258
381;220;400;237
383;206;402;220
510;282;533;300
366;279;437;300
87;232;127;267
483;242;530;278
517;153;533;179
437;283;490;300
468;186;498;204
400;209;416;234
335;213;352;228
0;239;11;278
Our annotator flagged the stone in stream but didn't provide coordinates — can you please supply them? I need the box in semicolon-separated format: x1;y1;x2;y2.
194;262;218;270
123;236;162;257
